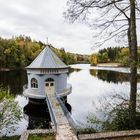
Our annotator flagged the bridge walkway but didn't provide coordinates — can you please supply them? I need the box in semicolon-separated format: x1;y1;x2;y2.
46;92;78;140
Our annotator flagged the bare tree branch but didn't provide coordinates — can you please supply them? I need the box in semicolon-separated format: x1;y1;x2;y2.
97;28;127;46
113;2;130;20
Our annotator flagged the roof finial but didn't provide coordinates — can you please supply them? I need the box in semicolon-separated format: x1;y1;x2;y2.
46;37;48;45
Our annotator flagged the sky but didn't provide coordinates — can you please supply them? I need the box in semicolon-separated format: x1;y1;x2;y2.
0;0;139;54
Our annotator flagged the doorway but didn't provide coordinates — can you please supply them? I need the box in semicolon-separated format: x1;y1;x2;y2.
45;78;55;95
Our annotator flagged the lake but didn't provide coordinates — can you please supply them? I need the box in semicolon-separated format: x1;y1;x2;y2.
1;64;140;135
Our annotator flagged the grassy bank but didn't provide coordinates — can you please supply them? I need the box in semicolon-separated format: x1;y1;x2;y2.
28;134;55;140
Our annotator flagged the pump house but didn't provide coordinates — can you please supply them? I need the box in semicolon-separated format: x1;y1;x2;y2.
23;46;72;102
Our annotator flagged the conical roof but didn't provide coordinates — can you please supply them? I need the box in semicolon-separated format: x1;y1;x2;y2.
26;46;68;69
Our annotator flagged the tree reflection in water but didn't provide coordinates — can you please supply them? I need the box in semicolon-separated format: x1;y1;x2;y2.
23;102;52;130
90;69;130;83
0;70;27;95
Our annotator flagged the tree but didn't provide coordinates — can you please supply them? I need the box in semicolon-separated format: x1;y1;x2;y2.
128;0;138;128
90;53;98;65
0;87;22;135
118;47;129;65
65;0;139;128
87;93;140;132
108;47;116;61
98;52;108;63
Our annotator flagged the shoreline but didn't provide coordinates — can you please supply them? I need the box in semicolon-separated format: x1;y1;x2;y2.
96;63;123;67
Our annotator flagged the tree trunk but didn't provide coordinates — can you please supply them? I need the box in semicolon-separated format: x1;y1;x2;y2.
128;21;131;54
129;0;137;129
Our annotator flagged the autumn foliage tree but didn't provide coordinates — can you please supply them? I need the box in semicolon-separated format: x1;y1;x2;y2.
90;53;98;65
0;36;88;69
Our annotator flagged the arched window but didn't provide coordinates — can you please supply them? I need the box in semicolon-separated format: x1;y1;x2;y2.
45;78;54;87
31;78;38;88
46;78;54;82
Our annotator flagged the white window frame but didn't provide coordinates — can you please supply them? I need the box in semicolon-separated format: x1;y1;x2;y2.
31;78;38;88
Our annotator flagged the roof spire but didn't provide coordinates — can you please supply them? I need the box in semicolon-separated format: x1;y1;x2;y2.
46;37;48;45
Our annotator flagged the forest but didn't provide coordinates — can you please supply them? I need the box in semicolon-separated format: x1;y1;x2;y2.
1;35;139;69
90;47;140;66
0;36;89;69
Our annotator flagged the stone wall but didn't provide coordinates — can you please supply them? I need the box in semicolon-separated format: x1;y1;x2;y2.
78;130;140;140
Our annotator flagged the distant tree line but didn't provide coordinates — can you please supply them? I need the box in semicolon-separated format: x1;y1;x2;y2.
51;47;89;65
0;35;89;69
90;47;140;66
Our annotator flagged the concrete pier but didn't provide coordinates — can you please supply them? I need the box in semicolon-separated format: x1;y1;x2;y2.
47;93;78;140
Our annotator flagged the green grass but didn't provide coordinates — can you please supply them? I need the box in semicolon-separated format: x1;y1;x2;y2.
0;136;20;140
28;134;55;140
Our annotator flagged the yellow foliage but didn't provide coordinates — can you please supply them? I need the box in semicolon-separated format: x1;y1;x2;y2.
4;49;11;54
120;48;129;56
90;53;98;66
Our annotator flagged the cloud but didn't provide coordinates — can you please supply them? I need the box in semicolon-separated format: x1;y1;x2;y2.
0;0;139;54
0;0;94;54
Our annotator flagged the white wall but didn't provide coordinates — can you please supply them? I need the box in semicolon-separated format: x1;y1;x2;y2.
27;72;67;97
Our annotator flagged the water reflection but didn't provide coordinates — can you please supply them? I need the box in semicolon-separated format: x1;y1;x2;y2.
0;70;27;95
61;96;72;113
23;97;72;130
90;69;130;83
23;103;52;129
71;67;131;84
67;65;139;127
65;102;72;113
68;68;82;77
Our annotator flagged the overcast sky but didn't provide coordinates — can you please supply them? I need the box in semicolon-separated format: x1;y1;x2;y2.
0;0;139;54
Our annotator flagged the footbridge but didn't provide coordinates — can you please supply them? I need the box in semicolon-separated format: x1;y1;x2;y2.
46;92;78;140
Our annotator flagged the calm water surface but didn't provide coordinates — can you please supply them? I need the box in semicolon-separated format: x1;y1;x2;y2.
1;64;140;135
68;64;140;126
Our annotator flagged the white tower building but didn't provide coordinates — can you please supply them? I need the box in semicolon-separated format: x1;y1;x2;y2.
23;46;72;103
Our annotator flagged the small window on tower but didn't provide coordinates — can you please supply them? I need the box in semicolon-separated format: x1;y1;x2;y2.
31;78;38;88
50;83;54;86
46;83;49;86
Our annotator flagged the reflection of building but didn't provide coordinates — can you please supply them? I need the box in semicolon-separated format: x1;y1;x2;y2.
23;103;51;129
61;96;72;113
23;46;72;103
23;97;72;130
